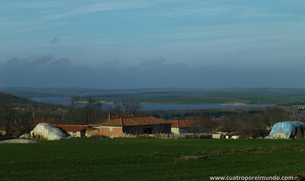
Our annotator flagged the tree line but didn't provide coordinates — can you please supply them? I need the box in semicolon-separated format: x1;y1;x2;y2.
190;106;305;138
1;92;305;138
0;93;142;137
68;95;142;125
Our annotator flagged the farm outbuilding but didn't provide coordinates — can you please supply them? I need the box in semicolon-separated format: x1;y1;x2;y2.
96;115;172;138
55;125;88;138
268;121;305;139
170;120;193;134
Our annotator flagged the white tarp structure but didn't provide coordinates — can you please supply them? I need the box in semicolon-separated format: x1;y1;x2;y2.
20;133;31;139
268;121;305;139
0;139;41;144
30;123;68;140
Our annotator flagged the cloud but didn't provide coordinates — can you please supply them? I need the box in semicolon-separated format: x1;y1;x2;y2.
139;56;165;66
104;59;120;65
3;55;74;67
49;37;60;44
3;57;24;66
50;1;156;20
50;58;71;66
1;56;304;89
24;55;54;66
3;55;54;66
0;23;67;36
0;16;18;20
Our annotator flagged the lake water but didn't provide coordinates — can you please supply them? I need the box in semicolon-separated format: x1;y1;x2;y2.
31;97;274;111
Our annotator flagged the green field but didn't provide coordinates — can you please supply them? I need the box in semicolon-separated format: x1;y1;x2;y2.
92;92;305;105
0;138;304;180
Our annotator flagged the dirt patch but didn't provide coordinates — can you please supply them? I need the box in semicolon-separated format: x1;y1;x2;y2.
245;147;257;151
182;155;207;160
284;143;303;147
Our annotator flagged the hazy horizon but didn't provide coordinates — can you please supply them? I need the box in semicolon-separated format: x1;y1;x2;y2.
1;1;304;89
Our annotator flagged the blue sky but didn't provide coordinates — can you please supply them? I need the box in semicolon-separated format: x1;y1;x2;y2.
0;0;304;89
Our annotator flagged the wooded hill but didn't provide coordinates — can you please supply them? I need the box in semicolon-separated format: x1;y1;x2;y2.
0;92;66;109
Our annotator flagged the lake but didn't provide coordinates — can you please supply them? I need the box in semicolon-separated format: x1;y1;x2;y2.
31;97;274;111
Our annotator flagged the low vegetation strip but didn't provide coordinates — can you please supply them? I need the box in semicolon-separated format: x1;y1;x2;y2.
0;138;305;180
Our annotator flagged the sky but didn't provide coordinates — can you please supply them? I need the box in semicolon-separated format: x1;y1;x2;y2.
0;0;305;89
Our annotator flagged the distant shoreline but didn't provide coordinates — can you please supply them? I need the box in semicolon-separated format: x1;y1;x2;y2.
31;97;274;111
61;100;261;106
41;98;266;106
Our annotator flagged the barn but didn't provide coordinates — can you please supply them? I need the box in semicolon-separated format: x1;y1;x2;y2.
97;115;172;138
55;125;88;138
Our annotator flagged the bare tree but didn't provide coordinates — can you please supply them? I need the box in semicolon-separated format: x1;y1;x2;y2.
130;126;143;136
220;109;287;138
93;102;104;121
153;124;163;134
190;113;219;133
26;103;35;124
40;101;54;123
69;96;79;124
135;126;143;136
234;111;249;134
220;111;248;134
248;114;269;138
122;100;142;116
261;106;288;130
289;107;301;121
22;103;36;134
84;95;96;124
112;103;123;116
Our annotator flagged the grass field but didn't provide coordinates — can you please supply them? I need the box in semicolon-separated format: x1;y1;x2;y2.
0;138;304;180
94;91;305;105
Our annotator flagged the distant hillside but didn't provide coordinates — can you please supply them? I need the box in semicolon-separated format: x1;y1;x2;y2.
1;87;305;105
0;87;197;98
0;92;34;105
0;92;66;109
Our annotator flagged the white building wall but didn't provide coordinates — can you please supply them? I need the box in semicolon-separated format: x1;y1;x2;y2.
171;128;190;134
171;127;180;134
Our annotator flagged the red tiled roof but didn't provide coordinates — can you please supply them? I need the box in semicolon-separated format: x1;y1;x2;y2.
91;115;133;125
170;120;193;128
99;116;171;127
55;125;88;132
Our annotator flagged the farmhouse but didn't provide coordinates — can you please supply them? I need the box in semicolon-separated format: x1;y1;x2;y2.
55;125;88;138
170;120;193;134
95;115;172;138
